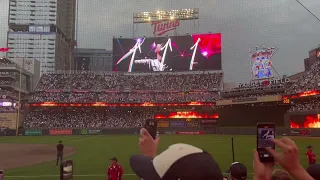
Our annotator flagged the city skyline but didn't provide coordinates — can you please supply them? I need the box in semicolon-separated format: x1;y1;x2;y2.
1;0;320;83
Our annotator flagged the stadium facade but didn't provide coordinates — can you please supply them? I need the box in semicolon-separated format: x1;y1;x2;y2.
0;57;35;129
74;48;113;71
6;0;76;75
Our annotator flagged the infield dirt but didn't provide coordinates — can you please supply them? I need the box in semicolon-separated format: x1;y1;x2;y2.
0;144;76;170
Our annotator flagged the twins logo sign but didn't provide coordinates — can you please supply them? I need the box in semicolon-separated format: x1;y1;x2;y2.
152;20;180;36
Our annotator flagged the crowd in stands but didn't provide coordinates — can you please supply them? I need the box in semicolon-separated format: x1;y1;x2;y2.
29;92;219;103
30;71;222;103
35;71;222;91
24;108;154;129
288;98;320;112
286;60;320;94
0;80;12;86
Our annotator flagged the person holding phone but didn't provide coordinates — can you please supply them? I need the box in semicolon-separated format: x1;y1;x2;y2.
306;145;317;165
253;137;314;180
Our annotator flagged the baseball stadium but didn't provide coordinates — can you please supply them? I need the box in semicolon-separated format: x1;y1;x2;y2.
0;0;320;180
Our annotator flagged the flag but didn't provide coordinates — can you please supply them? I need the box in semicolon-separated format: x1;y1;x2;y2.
0;48;10;52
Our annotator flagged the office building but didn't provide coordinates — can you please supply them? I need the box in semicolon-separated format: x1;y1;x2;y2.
75;48;113;71
6;0;76;75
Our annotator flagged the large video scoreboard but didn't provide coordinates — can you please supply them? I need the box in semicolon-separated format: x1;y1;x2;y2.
113;34;222;72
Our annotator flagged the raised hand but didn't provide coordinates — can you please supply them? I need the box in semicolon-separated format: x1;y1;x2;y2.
138;128;160;158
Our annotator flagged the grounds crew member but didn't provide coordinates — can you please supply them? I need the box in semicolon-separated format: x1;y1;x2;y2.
56;140;64;167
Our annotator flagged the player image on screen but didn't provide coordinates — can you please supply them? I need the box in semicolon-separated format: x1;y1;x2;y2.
258;128;275;149
134;44;169;71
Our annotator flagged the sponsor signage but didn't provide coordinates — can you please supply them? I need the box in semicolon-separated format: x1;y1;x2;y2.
158;121;169;128
0;102;13;107
49;129;72;135
299;129;311;136
200;119;218;124
25;129;42;136
170;121;186;127
238;78;290;88
80;129;102;135
289;129;311;136
158;131;175;135
152;20;180;36
232;97;257;103
186;121;200;127
176;131;205;135
88;129;102;134
80;129;88;135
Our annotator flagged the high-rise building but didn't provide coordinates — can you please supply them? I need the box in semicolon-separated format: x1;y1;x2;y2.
6;0;76;75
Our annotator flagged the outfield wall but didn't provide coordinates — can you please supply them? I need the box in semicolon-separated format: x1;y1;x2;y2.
1;127;317;137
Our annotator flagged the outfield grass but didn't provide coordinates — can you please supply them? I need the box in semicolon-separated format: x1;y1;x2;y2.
0;135;319;180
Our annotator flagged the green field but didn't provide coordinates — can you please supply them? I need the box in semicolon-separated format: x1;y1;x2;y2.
0;135;319;180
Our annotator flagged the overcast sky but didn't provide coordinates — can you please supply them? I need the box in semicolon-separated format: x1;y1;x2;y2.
1;0;320;83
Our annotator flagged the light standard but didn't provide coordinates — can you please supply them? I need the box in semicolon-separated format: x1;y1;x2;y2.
15;57;24;136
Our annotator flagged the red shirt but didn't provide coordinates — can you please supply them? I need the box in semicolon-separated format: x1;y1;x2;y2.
307;151;316;164
107;164;123;180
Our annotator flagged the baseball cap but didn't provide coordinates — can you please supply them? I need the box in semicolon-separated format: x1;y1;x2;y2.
110;157;118;161
130;143;223;180
307;164;320;180
307;145;313;148
227;162;247;180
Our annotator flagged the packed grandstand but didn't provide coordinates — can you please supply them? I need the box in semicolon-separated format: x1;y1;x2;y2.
17;58;319;129
1;52;320;130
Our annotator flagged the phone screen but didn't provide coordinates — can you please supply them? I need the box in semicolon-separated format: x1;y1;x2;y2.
145;119;158;139
257;124;275;162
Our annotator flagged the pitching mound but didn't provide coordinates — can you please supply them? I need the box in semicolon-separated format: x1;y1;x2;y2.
0;144;76;170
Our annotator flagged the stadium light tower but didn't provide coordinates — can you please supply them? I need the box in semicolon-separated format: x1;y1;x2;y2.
132;8;199;37
133;8;199;23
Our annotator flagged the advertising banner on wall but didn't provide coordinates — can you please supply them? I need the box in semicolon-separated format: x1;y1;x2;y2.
80;129;102;135
49;130;72;135
176;131;205;135
80;129;88;135
25;130;42;136
289;129;311;136
0;113;17;129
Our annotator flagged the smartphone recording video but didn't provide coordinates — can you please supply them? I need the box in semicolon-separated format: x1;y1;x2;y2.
144;119;158;139
257;123;275;162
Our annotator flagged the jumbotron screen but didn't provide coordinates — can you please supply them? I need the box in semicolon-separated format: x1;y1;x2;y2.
290;114;320;128
113;34;222;72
